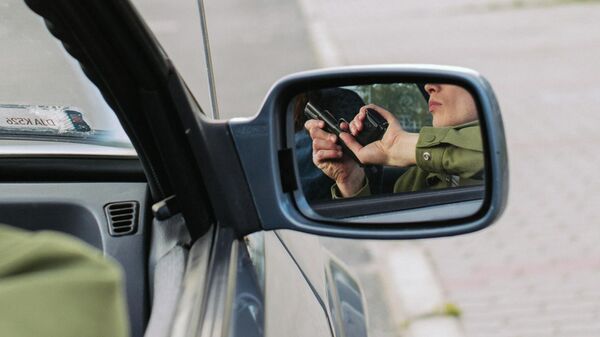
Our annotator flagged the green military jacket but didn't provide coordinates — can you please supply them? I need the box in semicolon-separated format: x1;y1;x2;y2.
0;225;129;337
332;121;484;198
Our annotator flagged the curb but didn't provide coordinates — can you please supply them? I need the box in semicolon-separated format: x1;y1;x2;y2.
368;241;465;337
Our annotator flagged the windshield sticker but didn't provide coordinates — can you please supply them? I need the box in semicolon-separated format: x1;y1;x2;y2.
0;104;93;137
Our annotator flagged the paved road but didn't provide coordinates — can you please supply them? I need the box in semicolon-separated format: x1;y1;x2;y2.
134;0;317;120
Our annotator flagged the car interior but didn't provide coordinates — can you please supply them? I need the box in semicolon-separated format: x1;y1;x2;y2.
1;1;256;335
0;157;195;337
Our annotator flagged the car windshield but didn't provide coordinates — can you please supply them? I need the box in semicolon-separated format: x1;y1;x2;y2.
0;0;135;157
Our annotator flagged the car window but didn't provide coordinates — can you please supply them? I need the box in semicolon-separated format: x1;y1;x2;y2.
0;0;134;157
132;0;213;119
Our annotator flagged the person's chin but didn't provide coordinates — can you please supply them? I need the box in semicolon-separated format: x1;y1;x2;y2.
431;111;441;127
432;119;451;128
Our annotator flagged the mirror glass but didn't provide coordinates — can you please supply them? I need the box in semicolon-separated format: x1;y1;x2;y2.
290;82;486;221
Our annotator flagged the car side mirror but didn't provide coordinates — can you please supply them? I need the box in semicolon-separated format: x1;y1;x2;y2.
230;65;508;239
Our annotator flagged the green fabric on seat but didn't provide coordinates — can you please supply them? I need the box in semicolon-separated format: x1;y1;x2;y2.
0;225;129;337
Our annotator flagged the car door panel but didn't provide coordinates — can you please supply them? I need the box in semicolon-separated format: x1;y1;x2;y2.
274;230;369;337
274;230;329;304
263;231;333;337
0;181;150;337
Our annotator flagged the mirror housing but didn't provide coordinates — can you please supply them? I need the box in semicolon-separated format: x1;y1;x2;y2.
230;65;508;239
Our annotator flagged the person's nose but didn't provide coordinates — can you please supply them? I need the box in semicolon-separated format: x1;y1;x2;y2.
424;83;441;95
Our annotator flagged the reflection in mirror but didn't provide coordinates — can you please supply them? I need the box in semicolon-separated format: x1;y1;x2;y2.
291;82;485;219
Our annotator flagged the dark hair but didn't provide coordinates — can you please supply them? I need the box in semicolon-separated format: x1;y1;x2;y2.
293;88;365;132
293;93;309;131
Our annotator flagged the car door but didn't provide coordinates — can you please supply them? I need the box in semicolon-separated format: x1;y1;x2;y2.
7;1;338;337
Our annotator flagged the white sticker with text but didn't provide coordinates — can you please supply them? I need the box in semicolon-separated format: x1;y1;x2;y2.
0;104;92;135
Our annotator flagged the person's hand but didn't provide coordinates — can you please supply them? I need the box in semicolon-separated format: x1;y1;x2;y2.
304;119;365;197
341;104;419;167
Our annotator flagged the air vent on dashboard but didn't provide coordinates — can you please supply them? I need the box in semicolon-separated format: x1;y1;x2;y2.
104;201;138;236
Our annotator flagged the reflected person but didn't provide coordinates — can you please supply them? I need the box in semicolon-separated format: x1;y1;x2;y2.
294;88;366;201
304;84;484;198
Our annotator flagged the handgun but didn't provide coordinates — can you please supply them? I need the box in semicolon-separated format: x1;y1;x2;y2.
304;102;388;162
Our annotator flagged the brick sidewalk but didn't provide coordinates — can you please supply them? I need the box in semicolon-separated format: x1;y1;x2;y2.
419;3;600;336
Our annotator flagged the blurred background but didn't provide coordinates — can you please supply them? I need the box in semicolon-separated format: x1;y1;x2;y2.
123;0;600;336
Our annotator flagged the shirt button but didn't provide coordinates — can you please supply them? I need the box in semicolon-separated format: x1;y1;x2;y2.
422;152;431;161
